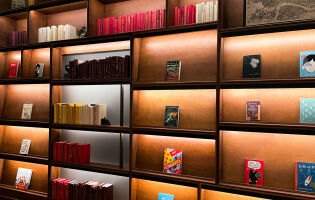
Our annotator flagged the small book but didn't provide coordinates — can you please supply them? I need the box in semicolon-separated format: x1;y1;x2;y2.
34;63;45;78
245;159;264;186
166;61;181;81
158;193;174;200
243;55;261;78
21;103;33;120
20;139;31;155
295;162;315;193
300;51;315;77
300;98;315;123
164;106;180;127
163;148;182;175
9;62;19;78
15;168;32;190
246;101;260;121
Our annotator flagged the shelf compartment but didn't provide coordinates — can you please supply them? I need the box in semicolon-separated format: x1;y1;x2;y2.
0;152;48;165
132;134;216;179
0;184;47;200
0;50;21;79
133;30;217;84
0;119;49;128
133;89;216;131
201;188;269;200
22;48;50;79
52;123;130;133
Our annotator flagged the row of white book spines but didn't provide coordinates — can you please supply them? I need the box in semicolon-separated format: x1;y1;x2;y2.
196;0;219;23
38;24;78;43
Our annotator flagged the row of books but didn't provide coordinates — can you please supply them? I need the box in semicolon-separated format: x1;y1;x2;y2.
53;142;90;164
97;9;166;36
11;0;35;9
7;31;27;46
52;178;113;200
66;56;130;79
174;1;218;26
38;24;77;43
54;103;107;126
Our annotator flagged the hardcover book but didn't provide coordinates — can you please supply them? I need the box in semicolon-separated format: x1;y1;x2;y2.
21;103;33;120
295;162;315;193
166;61;181;81
20;139;31;155
164;106;180;127
245;159;264;186
34;63;45;78
243;55;261;78
300;98;315;123
9;62;19;78
163;148;182;174
300;51;315;77
158;193;174;200
15;168;32;190
246;101;260;121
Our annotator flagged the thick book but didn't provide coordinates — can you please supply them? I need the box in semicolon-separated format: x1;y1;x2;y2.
74;144;90;164
164;106;180;127
20;139;31;155
21;103;33;120
15;168;32;190
300;98;315;123
158;193;174;200
166;61;181;81
300;51;315;77
295;162;315;193
163;148;182;174
243;55;261;78
9;62;19;78
245;159;264;186
246;101;260;121
34;63;44;78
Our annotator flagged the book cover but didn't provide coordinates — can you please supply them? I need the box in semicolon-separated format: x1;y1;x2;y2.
9;62;19;78
166;61;181;81
20;139;31;155
300;51;315;77
243;55;261;78
245;159;264;186
34;63;44;78
163;148;182;174
21;103;33;120
15;168;32;190
300;98;315;123
246;101;260;121
295;162;315;193
158;193;174;200
164;106;180;127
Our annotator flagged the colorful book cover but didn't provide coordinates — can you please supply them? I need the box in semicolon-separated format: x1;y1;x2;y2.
243;55;261;78
295;162;315;193
9;62;19;78
166;61;181;81
300;51;315;77
164;106;180;127
300;98;315;123
21;103;33;120
163;148;182;174
15;168;32;190
245;159;264;186
246;101;260;121
158;193;174;200
34;63;45;78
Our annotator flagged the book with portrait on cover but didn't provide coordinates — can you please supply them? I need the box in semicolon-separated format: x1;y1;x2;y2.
300;51;315;77
164;106;180;127
163;148;182;175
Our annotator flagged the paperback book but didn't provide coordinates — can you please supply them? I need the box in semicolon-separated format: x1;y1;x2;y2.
9;62;19;78
166;61;181;81
164;106;180;127
20;139;31;155
246;101;260;121
243;55;261;78
300;98;315;123
300;51;315;77
245;159;264;186
158;193;174;200
295;162;315;193
34;63;45;78
15;168;32;190
163;148;182;175
21;103;33;120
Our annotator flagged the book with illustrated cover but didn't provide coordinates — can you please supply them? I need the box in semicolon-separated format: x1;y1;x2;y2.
300;51;315;77
163;148;182;174
245;159;264;186
158;193;174;200
166;61;181;81
164;106;180;127
300;98;315;123
295;162;315;193
34;63;45;78
20;139;31;155
243;55;261;78
9;62;19;78
15;168;32;190
21;103;33;120
246;101;260;121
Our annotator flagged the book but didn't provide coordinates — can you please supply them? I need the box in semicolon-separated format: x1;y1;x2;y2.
20;139;31;155
34;63;44;77
243;55;261;78
15;168;32;190
164;106;180;127
300;98;315;123
295;162;315;193
300;51;315;77
9;62;19;78
245;159;264;186
158;193;174;200
21;103;33;120
246;101;260;121
163;148;182;174
166;61;181;81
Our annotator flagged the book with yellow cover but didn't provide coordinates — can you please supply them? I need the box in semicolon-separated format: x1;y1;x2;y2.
163;148;182;174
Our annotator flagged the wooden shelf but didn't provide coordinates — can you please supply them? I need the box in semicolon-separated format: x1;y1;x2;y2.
0;184;47;200
132;81;217;89
0;152;48;165
0;78;50;85
51;78;130;85
0;119;49;128
52;123;130;133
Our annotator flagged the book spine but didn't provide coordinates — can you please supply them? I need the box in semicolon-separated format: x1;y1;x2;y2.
209;1;214;22
97;18;101;36
214;0;218;21
295;162;298;190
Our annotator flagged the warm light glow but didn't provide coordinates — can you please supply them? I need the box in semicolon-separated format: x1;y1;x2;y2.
12;53;21;60
203;189;269;200
140;134;215;144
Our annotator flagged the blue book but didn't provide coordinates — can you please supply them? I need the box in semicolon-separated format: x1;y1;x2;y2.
158;193;174;200
296;162;315;193
300;99;315;123
300;51;315;77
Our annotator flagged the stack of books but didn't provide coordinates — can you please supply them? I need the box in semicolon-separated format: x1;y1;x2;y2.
38;24;78;43
53;142;90;164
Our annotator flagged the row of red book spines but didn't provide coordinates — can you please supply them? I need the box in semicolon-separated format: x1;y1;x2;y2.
97;10;166;36
53;142;90;164
8;31;27;46
52;178;113;200
174;6;196;26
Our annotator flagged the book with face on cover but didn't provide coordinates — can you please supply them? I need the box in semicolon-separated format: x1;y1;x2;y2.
300;51;315;77
15;168;32;190
21;103;33;120
164;106;180;128
163;148;182;175
20;139;31;155
158;193;174;200
34;63;45;78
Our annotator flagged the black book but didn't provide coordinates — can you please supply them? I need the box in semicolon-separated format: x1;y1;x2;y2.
243;55;261;78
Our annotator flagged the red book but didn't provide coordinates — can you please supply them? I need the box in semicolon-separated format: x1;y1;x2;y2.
97;18;101;36
245;159;264;186
104;18;110;35
130;15;134;32
117;17;122;33
152;11;157;29
193;5;196;24
8;62;19;78
109;17;114;34
55;142;66;162
102;18;106;35
57;179;68;200
160;9;165;28
126;14;132;32
180;6;184;26
52;178;65;200
113;18;118;34
121;16;125;33
133;13;138;31
183;5;189;25
74;144;90;164
63;179;72;200
64;143;70;162
144;11;149;30
139;13;144;31
174;7;179;26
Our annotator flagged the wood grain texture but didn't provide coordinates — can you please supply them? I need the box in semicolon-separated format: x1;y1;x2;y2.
0;86;7;118
29;11;48;44
201;189;268;200
52;48;61;79
89;0;106;37
222;0;243;29
22;48;50;78
0;16;16;47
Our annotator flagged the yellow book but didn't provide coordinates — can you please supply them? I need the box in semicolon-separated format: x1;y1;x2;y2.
58;103;63;124
54;103;60;123
28;0;35;6
66;104;74;124
69;104;75;125
61;104;67;124
75;104;83;125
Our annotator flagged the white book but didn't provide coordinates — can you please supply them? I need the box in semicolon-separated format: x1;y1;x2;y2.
15;168;32;190
35;63;44;78
20;139;31;155
209;1;214;22
58;25;65;41
38;28;42;43
80;105;85;125
201;2;205;23
21;103;33;120
94;104;107;125
205;2;210;22
214;0;218;21
69;25;78;40
42;27;47;43
46;27;51;42
88;104;96;125
50;25;58;41
196;3;202;24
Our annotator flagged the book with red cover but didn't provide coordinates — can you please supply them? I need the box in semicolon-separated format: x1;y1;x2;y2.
122;15;127;33
174;7;179;26
245;159;264;186
63;179;72;200
52;178;65;200
160;9;165;28
97;18;101;36
152;11;157;29
55;142;66;162
156;10;160;28
57;178;68;200
163;148;182;174
126;14;132;32
189;5;194;24
74;144;90;164
139;13;144;31
130;15;134;32
9;62;19;78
